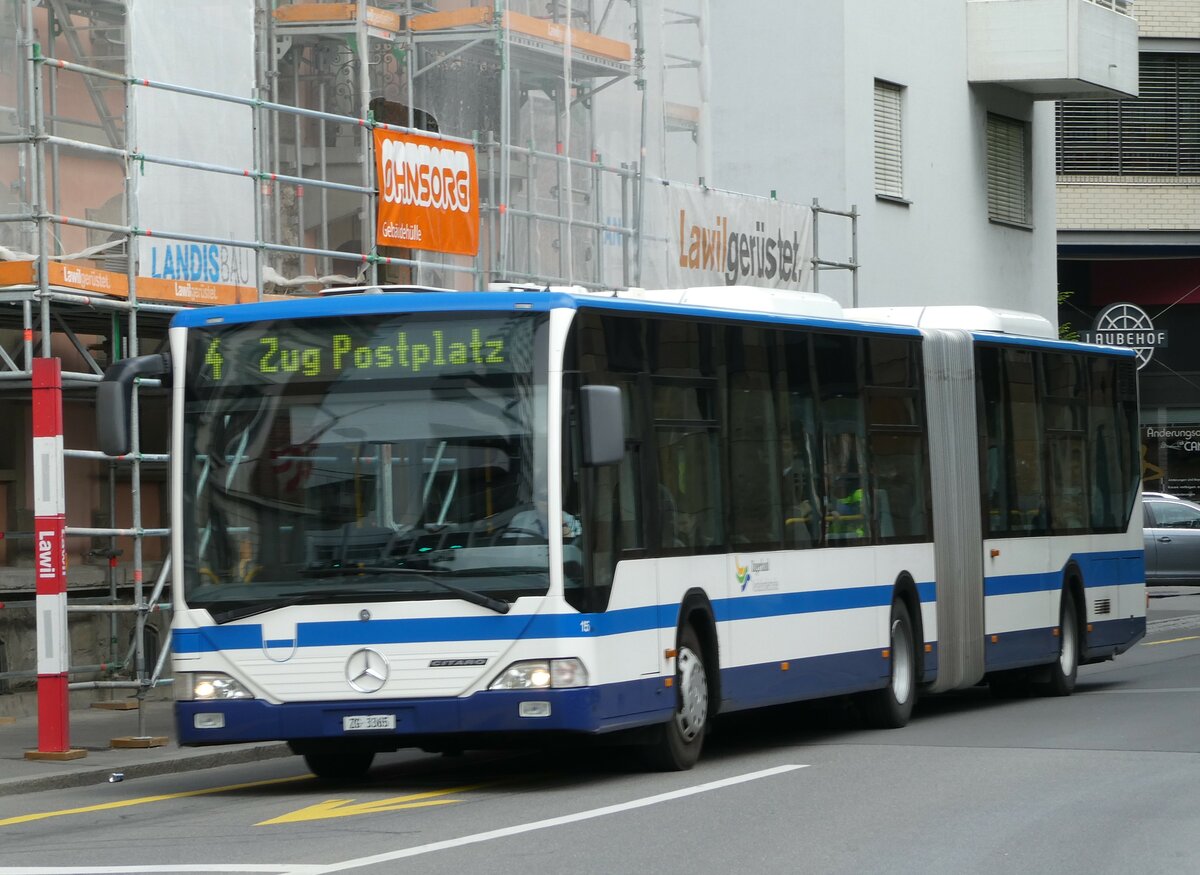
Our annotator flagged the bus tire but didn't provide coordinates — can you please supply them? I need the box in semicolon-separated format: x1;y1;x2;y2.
303;750;375;780
861;599;917;729
641;624;709;771
1038;588;1079;697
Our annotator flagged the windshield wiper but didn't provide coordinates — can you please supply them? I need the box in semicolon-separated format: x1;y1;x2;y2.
206;591;346;624
355;566;510;614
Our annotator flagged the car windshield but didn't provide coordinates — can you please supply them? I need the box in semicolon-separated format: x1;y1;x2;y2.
181;311;551;621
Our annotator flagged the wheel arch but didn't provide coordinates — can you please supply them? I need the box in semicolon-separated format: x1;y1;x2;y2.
674;588;721;715
1061;561;1087;655
892;572;926;683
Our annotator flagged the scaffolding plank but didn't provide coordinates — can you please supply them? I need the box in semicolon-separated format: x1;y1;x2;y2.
0;260;263;307
410;6;632;63
273;3;402;33
0;262;35;286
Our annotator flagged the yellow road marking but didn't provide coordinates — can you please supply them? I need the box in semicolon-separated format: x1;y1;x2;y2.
257;782;492;825
0;774;312;828
1143;635;1200;647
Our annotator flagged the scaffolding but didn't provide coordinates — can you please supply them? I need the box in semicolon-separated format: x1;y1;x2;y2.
0;0;857;751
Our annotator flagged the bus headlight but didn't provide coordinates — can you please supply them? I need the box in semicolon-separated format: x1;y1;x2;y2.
489;658;588;690
180;672;254;701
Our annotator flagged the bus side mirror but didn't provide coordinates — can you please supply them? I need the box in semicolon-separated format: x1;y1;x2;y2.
580;384;624;467
97;353;172;457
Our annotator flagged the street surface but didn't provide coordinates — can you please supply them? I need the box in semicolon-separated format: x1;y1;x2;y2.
0;588;1197;875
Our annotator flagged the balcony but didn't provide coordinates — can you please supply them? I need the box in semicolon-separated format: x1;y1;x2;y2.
967;0;1138;100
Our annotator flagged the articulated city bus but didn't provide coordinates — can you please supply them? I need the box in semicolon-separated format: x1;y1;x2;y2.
98;285;1145;776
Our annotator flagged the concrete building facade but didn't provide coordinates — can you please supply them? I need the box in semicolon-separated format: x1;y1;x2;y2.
1056;0;1200;496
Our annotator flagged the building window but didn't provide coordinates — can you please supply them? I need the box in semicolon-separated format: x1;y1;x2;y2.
1056;54;1200;176
986;113;1030;226
874;80;904;199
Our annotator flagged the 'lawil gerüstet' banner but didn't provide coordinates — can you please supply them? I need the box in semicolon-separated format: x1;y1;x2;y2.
662;183;813;290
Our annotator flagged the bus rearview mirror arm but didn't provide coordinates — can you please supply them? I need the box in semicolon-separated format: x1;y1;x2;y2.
580;384;624;467
97;353;172;457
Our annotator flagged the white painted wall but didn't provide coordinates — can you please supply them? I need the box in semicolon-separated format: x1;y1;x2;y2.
130;0;256;287
704;0;1060;322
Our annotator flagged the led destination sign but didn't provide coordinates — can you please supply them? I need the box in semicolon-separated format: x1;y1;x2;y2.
190;315;532;387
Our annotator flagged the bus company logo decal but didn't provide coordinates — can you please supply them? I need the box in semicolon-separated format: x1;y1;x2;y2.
735;558;752;591
346;648;390;693
429;658;488;667
1080;302;1166;370
736;557;778;593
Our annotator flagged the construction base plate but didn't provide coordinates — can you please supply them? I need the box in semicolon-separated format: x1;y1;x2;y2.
24;748;88;761
110;736;168;749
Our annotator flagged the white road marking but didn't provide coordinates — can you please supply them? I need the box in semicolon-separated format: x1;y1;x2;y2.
0;764;809;875
0;867;318;874
292;763;809;874
1084;687;1200;694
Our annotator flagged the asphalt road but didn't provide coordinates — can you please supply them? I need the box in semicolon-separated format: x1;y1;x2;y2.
0;589;1196;875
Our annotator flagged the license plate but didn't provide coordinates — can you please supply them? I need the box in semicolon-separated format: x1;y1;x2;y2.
342;714;396;732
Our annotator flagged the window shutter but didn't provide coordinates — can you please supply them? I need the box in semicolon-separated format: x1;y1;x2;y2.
874;81;903;198
987;114;1029;225
1057;53;1200;176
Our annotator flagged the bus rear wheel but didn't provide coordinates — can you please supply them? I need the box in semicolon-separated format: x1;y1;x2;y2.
861;599;917;729
641;624;709;771
1038;588;1079;697
303;750;375;780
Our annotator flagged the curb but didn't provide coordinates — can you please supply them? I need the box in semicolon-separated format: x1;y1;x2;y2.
0;742;292;797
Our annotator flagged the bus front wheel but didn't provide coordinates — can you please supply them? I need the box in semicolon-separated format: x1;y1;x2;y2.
641;624;709;771
861;599;917;729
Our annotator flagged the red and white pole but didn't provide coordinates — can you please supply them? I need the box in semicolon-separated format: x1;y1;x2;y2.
27;357;84;760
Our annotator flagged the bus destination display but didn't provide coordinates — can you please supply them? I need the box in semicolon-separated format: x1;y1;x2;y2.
191;315;531;386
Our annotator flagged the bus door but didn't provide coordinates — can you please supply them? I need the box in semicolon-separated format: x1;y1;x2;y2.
566;373;660;687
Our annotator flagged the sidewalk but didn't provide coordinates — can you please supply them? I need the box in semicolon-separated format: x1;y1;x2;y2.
0;698;290;796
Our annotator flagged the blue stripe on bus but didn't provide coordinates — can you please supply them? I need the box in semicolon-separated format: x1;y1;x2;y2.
173;548;1141;655
713;585;895;623
171;291;579;327
174;583;935;654
973;333;1137;357
171;290;932;339
984;572;1059;597
984;550;1144;597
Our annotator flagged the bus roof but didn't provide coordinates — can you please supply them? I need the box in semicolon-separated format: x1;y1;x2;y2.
172;284;893;332
171;287;1124;355
846;305;1056;338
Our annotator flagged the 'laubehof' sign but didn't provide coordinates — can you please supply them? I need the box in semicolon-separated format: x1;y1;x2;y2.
374;130;479;256
1080;302;1166;370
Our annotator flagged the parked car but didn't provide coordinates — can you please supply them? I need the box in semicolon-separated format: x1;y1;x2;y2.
1143;495;1200;585
1142;491;1184;501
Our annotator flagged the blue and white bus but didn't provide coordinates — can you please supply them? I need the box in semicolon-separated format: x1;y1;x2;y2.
98;285;1145;775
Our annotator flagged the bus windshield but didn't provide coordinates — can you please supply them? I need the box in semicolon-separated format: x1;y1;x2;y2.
181;310;550;622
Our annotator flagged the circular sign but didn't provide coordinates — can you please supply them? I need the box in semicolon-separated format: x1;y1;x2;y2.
1087;303;1165;370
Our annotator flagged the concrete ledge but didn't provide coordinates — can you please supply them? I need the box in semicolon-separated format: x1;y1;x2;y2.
0;742;292;797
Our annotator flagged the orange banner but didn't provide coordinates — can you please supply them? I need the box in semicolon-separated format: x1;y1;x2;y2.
374;129;479;257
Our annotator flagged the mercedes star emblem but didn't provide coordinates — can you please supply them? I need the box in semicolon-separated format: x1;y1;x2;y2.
345;647;389;693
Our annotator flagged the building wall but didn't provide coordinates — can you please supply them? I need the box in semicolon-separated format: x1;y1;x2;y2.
707;0;1060;322
1133;0;1200;38
1058;176;1200;228
1056;0;1200;495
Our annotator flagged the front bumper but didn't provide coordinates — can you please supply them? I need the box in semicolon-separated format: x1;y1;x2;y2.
177;681;672;745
